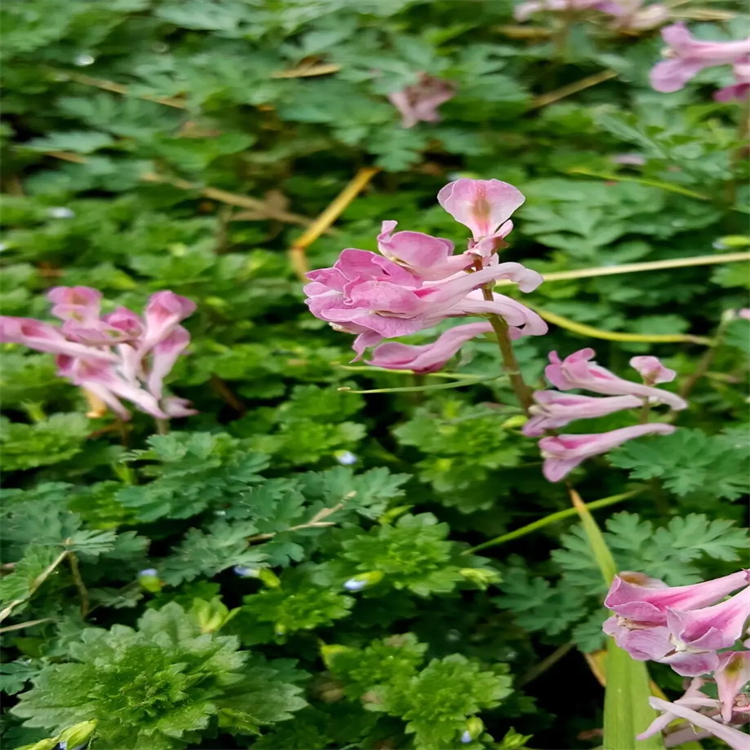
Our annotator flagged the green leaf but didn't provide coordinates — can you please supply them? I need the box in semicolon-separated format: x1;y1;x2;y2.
24;131;116;154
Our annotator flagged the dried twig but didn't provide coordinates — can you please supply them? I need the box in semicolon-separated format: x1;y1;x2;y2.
289;167;380;280
530;70;618;109
44;151;316;226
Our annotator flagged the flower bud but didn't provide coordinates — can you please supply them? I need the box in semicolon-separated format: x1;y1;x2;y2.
59;720;97;749
233;565;260;578
320;643;355;668
343;571;384;592
16;739;59;750
460;717;484;743
501;414;528;430
258;569;281;588
459;568;499;588
137;569;162;593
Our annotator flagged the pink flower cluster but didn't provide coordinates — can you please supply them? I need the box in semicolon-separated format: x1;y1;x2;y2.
387;73;456;129
525;349;687;481
603;570;750;748
0;287;196;421
651;23;750;102
514;0;669;31
304;178;548;371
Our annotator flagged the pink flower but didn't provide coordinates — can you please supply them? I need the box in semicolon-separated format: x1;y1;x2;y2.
738;309;750;321
522;391;643;436
304;250;542;354
716;60;750;102
716;652;750;722
545;348;687;410
630;355;676;384
47;286;102;322
662;587;750;675
139;291;196;355
377;221;473;280
0;317;118;362
650;23;750;93
599;0;669;29
437;179;525;248
455;290;547;339
58;354;167;420
387;73;455;129
538;422;676;481
367;322;493;373
0;288;196;421
639;696;750;750
147;326;191;400
604;570;750;624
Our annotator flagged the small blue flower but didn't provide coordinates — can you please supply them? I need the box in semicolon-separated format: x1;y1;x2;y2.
234;565;259;578
343;578;367;592
47;207;76;219
74;52;95;66
336;451;358;465
138;568;158;577
460;730;472;744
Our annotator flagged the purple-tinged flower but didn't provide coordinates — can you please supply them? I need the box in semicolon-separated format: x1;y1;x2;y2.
716;651;750;722
0;288;196;421
460;731;472;743
343;571;384;591
539;422;676;481
387;73;455;129
738;308;750;321
630;355;676;384
343;578;367;592
545;348;687;410
639;696;750;750
147;326;191;400
138;568;158;577
716;60;750;102
604;570;750;624
139;291;196;355
437;178;525;248
367;322;493;373
47;286;102;322
650;23;750;93
377;221;473;280
522;391;643;436
305;252;541;354
662;587;750;675
0;316;117;361
451;290;547;338
598;0;669;30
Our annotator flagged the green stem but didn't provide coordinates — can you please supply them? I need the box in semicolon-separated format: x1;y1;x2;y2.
639;399;651;424
677;311;734;401
481;283;534;413
67;552;90;618
464;488;642;554
155;418;169;436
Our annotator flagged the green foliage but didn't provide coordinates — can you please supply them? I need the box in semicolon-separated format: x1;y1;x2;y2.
609;428;750;498
327;634;513;749
12;603;306;749
0;414;90;470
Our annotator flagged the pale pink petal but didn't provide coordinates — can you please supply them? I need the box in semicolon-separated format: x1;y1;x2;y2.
641;698;750;750
437;179;526;240
47;286;102;321
147;325;191;399
367;322;493;373
630;355;676;384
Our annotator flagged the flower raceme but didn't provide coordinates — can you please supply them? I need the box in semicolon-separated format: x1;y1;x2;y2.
650;23;750;98
304;179;547;361
524;348;686;480
603;571;750;748
0;287;196;421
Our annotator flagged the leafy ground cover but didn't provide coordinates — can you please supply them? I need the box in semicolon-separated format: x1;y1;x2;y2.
1;1;749;749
